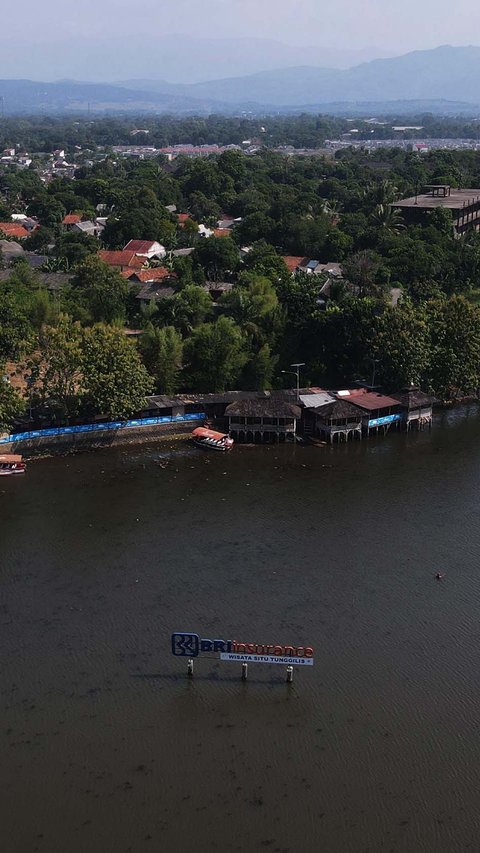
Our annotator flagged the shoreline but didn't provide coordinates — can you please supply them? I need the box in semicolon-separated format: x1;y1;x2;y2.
1;422;196;459
2;399;479;460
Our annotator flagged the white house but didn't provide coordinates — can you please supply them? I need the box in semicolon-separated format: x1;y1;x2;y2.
123;239;166;259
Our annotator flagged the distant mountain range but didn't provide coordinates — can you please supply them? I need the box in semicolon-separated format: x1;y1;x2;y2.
121;46;480;107
0;79;228;116
0;35;388;84
1;46;480;116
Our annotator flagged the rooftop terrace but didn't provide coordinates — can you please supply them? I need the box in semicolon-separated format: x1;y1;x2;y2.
393;187;480;210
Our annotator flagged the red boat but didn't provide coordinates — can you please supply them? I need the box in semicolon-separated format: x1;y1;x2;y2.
191;427;234;452
0;454;26;476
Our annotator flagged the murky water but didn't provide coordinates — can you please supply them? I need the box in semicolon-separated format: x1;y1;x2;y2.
2;408;480;852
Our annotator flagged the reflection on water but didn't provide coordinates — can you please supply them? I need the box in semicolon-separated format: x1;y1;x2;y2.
1;406;480;852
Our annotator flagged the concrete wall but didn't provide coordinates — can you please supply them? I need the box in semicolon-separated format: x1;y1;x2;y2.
1;422;199;457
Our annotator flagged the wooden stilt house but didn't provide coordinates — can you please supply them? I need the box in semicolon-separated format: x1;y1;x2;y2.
391;389;435;430
225;398;301;443
311;399;363;443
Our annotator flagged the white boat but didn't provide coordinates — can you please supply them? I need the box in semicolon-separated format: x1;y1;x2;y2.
0;454;26;476
191;427;234;452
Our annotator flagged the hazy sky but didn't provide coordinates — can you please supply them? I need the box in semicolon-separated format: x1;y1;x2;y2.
4;0;480;51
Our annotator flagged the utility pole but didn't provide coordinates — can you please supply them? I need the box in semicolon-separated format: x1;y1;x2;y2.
282;362;305;401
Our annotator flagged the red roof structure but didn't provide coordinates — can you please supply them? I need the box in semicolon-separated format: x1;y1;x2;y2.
123;239;159;254
62;213;82;226
213;228;231;238
98;250;144;269
281;256;308;273
177;213;191;224
338;388;400;411
0;222;29;239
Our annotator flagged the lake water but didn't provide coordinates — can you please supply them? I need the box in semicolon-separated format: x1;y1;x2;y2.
2;407;480;853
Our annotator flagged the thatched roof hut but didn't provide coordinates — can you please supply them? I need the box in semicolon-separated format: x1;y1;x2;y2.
225;399;301;419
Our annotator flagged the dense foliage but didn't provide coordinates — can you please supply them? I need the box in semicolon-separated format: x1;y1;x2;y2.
2;116;480;431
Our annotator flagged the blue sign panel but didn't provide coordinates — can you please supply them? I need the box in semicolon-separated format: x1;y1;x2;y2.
171;631;314;662
367;413;402;428
0;412;206;445
172;632;200;657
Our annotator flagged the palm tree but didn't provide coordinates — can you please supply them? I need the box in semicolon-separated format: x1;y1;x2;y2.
370;204;405;235
320;198;342;223
364;180;399;209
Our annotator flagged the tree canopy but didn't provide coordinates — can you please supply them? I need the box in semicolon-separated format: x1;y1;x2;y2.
4;118;480;431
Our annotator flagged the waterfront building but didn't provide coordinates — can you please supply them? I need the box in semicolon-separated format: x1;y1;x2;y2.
310;399;363;443
225;398;301;443
391;388;435;430
336;389;403;435
139;386;433;444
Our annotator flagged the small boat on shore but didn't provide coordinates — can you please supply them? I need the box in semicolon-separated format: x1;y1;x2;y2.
0;454;26;476
191;427;234;452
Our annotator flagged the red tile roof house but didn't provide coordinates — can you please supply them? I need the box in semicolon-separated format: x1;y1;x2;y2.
61;213;82;229
176;213;193;228
336;388;403;435
98;250;145;271
0;222;29;239
281;256;309;275
123;239;166;260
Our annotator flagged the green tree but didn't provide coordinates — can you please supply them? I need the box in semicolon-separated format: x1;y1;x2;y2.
425;296;480;398
428;208;454;236
102;201;174;249
194;237;239;281
341;251;389;299
243;343;278;390
139;324;183;393
276;272;324;330
317;299;379;385
0;373;25;433
322;228;353;261
54;231;99;266
5;261;41;292
242;240;290;284
370;204;405;235
372;302;429;390
220;275;278;342
71;256;130;323
81;324;153;419
28;290;59;332
217;149;246;184
0;291;32;360
27;195;66;227
29;315;83;418
22;226;53;253
170;285;213;334
187;192;221;225
184;316;247;392
234;212;276;246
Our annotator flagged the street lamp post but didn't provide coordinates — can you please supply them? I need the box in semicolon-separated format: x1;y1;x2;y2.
281;363;305;443
281;362;305;401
